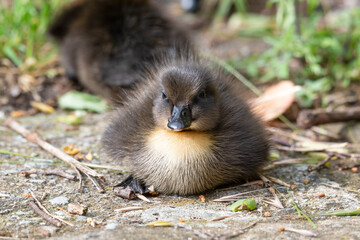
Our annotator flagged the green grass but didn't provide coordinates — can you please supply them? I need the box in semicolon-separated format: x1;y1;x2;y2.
0;0;68;69
215;0;360;107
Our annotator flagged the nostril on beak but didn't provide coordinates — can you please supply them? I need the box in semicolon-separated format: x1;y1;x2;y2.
181;108;190;118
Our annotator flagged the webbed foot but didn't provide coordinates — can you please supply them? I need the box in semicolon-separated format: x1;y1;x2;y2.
113;175;148;199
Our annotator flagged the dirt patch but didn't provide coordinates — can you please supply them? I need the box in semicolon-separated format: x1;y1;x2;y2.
1;112;360;239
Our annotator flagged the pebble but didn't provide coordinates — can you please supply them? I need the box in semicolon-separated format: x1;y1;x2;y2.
36;226;58;237
104;222;118;230
49;196;69;206
76;216;87;222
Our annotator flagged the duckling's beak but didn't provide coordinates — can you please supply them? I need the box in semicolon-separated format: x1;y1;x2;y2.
167;105;192;131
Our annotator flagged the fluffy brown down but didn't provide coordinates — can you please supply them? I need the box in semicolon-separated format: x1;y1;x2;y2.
103;48;269;195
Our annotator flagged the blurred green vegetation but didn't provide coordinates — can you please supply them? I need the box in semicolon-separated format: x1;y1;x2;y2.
218;0;360;107
0;0;67;70
0;0;359;108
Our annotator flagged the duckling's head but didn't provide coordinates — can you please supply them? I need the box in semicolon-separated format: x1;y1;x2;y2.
152;65;220;132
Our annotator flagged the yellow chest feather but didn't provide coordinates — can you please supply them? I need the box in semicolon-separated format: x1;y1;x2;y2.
146;128;215;162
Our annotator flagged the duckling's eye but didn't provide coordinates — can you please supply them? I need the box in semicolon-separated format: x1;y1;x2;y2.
198;90;206;99
162;92;168;100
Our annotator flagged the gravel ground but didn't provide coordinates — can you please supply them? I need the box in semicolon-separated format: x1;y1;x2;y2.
1;112;360;239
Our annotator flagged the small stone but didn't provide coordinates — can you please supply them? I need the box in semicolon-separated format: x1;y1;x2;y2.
49;196;69;206
0;230;11;237
75;216;87;222
351;167;358;173
9;86;21;98
279;227;285;232
290;185;296;190
304;180;309;184
68;203;88;216
264;212;271;217
104;222;118;230
36;226;58;237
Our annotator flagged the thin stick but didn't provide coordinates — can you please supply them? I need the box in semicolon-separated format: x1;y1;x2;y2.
209;213;242;222
83;171;104;193
308;154;334;172
5;118;105;192
57;207;77;216
259;174;270;186
79;162;126;172
263;158;308;171
273;137;360;159
213;189;265;202
43;169;77;181
297;106;360;129
116;206;145;212
29;199;62;227
74;167;83;191
267;176;290;187
136;194;151;202
274;144;348;153
30;191;74;227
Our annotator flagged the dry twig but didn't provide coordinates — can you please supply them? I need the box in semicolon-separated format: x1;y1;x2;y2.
263;189;284;209
29;198;62;227
213;189;265;202
30;191;74;227
283;227;317;237
209;213;242;222
307;154;334;172
43;169;77;181
263;158;308;171
4;118;104;193
297;106;360;129
115;206;145;212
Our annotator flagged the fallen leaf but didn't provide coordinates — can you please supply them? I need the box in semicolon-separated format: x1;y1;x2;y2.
85;151;93;161
199;195;206;202
264;212;271;217
57;115;84;125
179;218;185;223
63;144;79;155
250;81;301;122
18;74;36;92
10;110;25;118
30;101;55;114
230;199;257;212
22;193;31;198
74;153;83;160
58;91;108;113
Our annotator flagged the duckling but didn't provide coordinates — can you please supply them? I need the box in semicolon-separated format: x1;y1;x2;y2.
48;0;188;101
102;48;269;196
